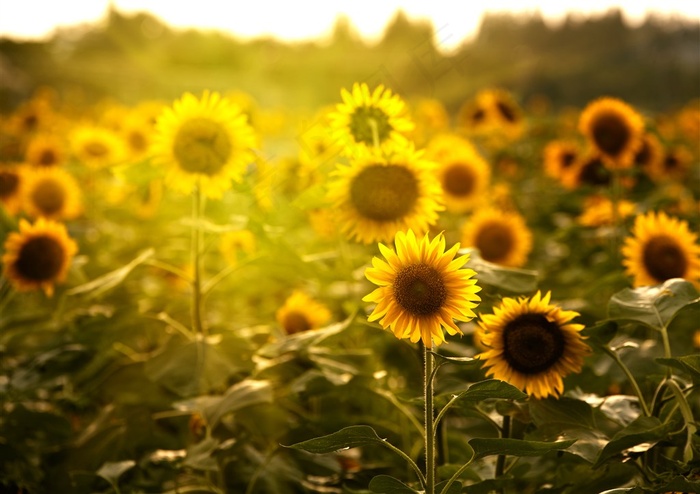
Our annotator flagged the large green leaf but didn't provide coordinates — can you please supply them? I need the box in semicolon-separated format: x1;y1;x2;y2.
438;380;527;414
205;379;273;427
285;425;386;454
468;438;575;460
368;475;417;494
656;355;700;384
607;279;700;329
66;248;154;299
594;416;672;467
462;249;539;293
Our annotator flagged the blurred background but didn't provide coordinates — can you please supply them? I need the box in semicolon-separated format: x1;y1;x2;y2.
0;1;698;114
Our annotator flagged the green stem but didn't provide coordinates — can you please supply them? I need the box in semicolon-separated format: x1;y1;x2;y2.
495;415;511;480
659;325;673;379
665;379;696;464
380;439;427;490
191;184;206;337
424;345;436;494
603;346;651;417
438;451;475;494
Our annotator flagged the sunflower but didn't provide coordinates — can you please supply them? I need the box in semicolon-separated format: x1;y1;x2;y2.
327;143;444;244
577;195;636;228
458;89;524;140
2;218;78;296
621;211;700;287
426;135;491;214
578;97;644;168
477;291;591;399
633;133;664;172
151;91;257;199
543;140;580;181
363;229;481;348
408;98;450;146
120;115;154;162
25;133;67;167
71;125;126;169
219;229;257;267
21;167;82;220
328;83;413;152
0;165;24;215
646;145;693;183
460;208;533;268
561;151;611;189
276;290;332;335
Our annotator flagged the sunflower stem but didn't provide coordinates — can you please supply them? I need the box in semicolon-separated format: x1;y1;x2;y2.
191;184;206;337
602;345;651;416
369;118;380;149
424;344;436;494
495;414;511;483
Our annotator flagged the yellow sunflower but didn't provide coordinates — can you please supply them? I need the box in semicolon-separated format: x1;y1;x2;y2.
151;91;257;199
426;135;491;214
120;114;154;162
363;229;481;348
477;291;591;399
21;167;82;220
24;133;67;168
633;133;664;172
276;290;332;335
2;218;78;296
458;89;524;140
0;164;24;215
561;151;612;190
328;82;413;152
71;125;126;169
408;98;450;146
460;208;533;268
578;97;644;169
621;211;700;287
646;145;693;183
327;143;444;244
577;195;636;228
219;229;257;267
543;140;580;181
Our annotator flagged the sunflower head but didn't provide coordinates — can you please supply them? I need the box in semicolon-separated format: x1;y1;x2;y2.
151;91;257;198
2;218;78;296
327;143;444;244
329;83;413;152
363;229;481;348
562;151;612;189
621;211;700;287
276;290;332;335
460;208;533;268
71;125;126;169
477;291;591;399
579;97;644;168
543;140;579;181
633;133;664;171
577;195;636;228
25;133;66;168
219;229;257;267
0;164;24;215
21;167;82;220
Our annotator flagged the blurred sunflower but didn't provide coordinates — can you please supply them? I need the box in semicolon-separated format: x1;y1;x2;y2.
329;83;413;151
632;133;664;172
543;140;579;181
577;195;636;228
219;229;257;267
562;152;611;189
458;89;524;140
0;164;24;215
25;133;67;167
297;108;343;167
579;97;644;168
121;115;154;162
327;144;443;244
151;91;257;199
647;145;693;183
363;229;481;348
621;211;700;287
21;167;82;220
408;98;450;145
427;135;491;214
2;218;78;296
676;100;700;147
477;291;591;399
460;208;533;268
71;125;126;169
276;290;332;335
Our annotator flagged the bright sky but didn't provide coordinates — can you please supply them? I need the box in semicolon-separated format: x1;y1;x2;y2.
0;0;698;50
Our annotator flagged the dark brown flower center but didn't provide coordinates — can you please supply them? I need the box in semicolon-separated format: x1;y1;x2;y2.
282;311;312;334
475;221;515;264
502;313;565;374
560;151;576;169
470;107;485;124
173;118;232;175
38;148;58;166
128;131;148;152
442;163;476;197
634;139;651;167
31;179;65;215
393;263;446;316
642;235;687;282
578;157;611;187
15;235;65;282
0;171;19;198
350;164;418;222
591;111;631;158
663;153;680;171
496;101;517;123
349;106;392;145
85;141;108;158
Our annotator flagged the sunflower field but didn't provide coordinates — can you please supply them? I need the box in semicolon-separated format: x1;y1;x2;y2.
1;13;700;494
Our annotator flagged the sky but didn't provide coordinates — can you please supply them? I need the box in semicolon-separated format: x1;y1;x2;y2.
0;0;698;50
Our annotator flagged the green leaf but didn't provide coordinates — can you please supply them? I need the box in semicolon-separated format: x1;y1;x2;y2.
96;460;136;487
581;320;619;348
607;279;700;329
431;353;481;368
656;355;700;384
442;380;527;412
184;437;220;471
205;379;273;427
462;248;539;293
468;438;575;460
368;475;417;493
436;479;463;494
594;416;672;467
285;425;386;454
66;248;154;299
